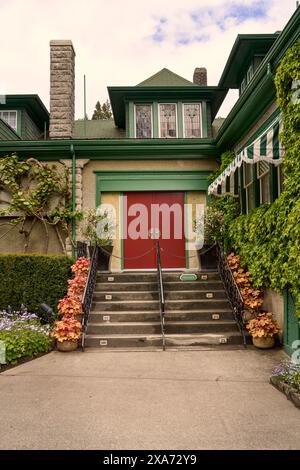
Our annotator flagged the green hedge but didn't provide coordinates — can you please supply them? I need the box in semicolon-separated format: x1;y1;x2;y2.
0;254;74;313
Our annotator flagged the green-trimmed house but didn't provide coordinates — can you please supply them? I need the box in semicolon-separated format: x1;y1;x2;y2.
0;8;299;351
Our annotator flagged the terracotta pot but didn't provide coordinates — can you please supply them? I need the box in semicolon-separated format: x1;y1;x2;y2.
252;336;275;349
56;340;78;352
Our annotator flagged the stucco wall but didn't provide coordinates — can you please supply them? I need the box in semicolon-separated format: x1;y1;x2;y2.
80;159;216;271
81;159;218;210
0;218;66;254
262;289;284;341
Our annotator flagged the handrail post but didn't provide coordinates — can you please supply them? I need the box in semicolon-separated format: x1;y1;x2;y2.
81;245;100;351
216;243;247;347
156;241;166;351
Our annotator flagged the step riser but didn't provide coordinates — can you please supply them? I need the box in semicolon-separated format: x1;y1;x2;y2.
95;281;224;291
97;273;220;283
92;291;227;301
89;311;234;323
91;300;230;311
87;322;238;335
85;334;244;349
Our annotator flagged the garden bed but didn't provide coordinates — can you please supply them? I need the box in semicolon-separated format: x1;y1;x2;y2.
270;360;300;410
0;309;52;370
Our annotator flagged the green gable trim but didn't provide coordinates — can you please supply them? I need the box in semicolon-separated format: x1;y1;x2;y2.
95;171;210;206
108;86;227;128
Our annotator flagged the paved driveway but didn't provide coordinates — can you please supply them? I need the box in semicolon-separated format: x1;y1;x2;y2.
0;348;299;450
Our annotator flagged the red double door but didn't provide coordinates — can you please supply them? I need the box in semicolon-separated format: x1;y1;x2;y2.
123;192;185;269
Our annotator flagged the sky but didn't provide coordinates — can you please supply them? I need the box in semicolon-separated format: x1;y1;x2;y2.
0;0;297;119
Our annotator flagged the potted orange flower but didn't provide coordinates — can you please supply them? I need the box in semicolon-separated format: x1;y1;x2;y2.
51;316;82;352
246;312;280;349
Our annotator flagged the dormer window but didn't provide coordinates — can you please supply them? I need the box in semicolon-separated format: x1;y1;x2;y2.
183;103;201;138
0;110;17;132
159;104;177;138
135;104;152;138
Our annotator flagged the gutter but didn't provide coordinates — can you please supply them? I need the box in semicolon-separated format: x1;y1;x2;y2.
70;143;76;258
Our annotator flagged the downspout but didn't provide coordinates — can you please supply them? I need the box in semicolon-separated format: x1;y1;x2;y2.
70;143;76;258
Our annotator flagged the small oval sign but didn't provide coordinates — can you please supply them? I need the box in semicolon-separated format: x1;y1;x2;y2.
180;273;198;281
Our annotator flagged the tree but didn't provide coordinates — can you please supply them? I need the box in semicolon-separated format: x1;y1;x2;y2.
92;100;112;120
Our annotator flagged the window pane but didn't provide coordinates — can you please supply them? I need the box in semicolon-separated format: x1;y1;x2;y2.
184;103;201;137
135;105;152;138
0;111;17;131
160;104;177;138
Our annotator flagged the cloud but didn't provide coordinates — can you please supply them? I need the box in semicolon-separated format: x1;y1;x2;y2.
150;0;271;45
0;0;296;119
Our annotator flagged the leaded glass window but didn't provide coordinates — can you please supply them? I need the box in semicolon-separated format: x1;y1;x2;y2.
184;103;201;137
135;105;152;138
159;104;177;138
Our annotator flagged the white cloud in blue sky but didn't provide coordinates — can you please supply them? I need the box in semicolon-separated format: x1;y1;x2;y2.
0;0;296;118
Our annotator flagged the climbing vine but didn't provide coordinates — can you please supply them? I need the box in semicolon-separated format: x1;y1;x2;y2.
0;154;79;253
227;39;300;315
208;150;240;250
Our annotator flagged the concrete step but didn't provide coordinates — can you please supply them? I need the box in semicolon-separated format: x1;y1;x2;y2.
92;290;227;302
87;320;238;335
97;272;220;283
91;299;230;312
84;331;245;348
89;309;234;323
94;280;224;292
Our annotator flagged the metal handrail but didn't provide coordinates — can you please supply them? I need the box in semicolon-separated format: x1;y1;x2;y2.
81;245;100;351
216;243;247;347
156;241;166;351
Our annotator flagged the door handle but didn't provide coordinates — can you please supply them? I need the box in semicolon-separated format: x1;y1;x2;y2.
149;228;160;239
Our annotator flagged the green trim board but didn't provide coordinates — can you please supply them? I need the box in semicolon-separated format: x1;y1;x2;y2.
284;290;300;357
95;171;211;206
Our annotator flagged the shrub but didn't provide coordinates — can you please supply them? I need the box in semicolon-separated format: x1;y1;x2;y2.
0;310;52;364
0;254;73;313
246;312;280;338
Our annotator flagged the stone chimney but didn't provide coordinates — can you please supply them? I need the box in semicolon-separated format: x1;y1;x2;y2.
193;67;207;86
49;40;75;139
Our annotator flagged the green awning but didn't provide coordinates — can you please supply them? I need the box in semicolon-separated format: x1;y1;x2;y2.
208;115;283;196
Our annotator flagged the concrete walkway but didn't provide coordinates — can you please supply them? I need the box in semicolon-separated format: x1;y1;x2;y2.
0;348;299;450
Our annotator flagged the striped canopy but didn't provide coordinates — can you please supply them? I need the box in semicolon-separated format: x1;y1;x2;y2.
208;115;284;196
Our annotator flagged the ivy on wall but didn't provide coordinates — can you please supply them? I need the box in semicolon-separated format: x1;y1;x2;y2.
0;154;80;253
227;39;300;315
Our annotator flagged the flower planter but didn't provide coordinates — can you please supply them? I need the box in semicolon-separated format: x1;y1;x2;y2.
56;340;78;352
270;376;300;409
252;336;275;349
197;244;217;272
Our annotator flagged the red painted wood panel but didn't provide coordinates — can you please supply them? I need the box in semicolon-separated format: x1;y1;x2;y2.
123;192;185;269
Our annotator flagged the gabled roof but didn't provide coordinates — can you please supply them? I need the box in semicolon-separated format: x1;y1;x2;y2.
137;68;197;87
0;95;49;130
218;34;280;88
